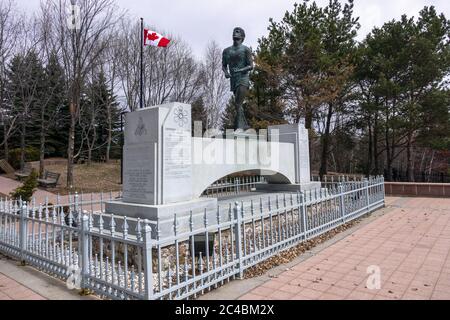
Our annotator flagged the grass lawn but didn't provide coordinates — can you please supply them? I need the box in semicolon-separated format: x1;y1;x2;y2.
45;161;121;195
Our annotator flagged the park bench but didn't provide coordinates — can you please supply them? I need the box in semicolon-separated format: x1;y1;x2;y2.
0;159;15;175
15;163;33;181
37;170;61;188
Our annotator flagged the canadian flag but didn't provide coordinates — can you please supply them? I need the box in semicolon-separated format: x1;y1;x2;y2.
144;29;170;47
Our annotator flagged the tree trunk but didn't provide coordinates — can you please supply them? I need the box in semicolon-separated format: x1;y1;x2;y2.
106;103;112;163
419;150;426;173
304;105;314;175
428;150;435;183
39;109;46;178
305;106;313;130
373;113;379;175
367;116;373;176
20;120;26;171
319;103;333;179
39;129;46;178
67;102;76;188
406;132;414;182
3;124;9;162
87;114;96;166
87;146;92;165
384;108;392;181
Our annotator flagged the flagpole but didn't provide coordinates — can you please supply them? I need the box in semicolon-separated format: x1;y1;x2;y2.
140;17;144;109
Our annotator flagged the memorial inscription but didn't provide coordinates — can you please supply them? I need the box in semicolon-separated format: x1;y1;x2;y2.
123;144;155;204
164;128;192;179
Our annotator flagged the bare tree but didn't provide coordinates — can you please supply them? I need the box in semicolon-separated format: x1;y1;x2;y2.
143;35;202;106
115;19;140;112
201;40;230;129
44;0;123;188
101;39;122;162
0;0;20;161
34;5;69;177
116;18;202;113
4;14;44;171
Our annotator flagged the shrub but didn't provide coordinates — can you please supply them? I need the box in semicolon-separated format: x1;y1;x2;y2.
8;147;40;169
10;169;39;202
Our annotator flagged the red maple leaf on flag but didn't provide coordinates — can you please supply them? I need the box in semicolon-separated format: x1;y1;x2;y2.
148;32;159;41
144;28;170;47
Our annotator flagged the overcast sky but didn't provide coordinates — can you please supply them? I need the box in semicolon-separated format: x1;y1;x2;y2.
17;0;450;58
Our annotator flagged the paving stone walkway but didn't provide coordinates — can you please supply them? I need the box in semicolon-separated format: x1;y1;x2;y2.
239;197;450;300
0;272;46;300
0;175;119;209
0;254;97;300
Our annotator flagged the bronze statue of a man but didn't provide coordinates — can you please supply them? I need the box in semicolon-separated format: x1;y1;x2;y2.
222;27;254;130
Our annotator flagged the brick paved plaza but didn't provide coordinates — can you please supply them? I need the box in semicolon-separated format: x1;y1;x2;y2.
0;273;45;300
239;197;450;300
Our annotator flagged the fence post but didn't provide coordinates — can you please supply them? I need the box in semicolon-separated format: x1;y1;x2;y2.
19;202;28;265
364;178;370;212
381;176;386;206
143;220;154;300
80;214;90;294
299;192;307;241
339;183;346;223
236;177;241;194
233;202;244;279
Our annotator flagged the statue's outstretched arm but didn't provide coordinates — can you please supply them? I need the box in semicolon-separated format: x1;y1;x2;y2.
222;50;231;79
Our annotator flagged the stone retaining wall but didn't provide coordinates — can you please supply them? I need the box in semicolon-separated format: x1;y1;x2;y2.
385;182;450;197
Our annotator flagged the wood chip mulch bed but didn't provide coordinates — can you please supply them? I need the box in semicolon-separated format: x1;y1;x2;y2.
243;214;369;279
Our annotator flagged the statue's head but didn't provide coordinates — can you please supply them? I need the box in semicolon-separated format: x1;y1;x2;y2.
233;27;246;43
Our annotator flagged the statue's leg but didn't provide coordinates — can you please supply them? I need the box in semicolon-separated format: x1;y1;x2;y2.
234;85;249;130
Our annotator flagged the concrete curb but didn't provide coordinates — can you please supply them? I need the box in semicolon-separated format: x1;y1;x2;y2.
0;254;97;300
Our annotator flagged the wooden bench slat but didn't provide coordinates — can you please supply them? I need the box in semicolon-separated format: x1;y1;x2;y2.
0;159;15;174
38;170;61;188
14;164;33;180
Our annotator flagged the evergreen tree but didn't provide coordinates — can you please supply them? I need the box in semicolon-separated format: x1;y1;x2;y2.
355;6;450;180
44;53;69;159
191;97;208;134
255;0;360;177
6;51;45;170
221;97;236;131
80;70;120;164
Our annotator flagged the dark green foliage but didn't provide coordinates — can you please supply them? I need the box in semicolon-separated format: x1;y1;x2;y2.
254;1;449;179
354;6;450;179
43;53;69;157
78;70;121;162
221;98;236;131
191;97;208;134
10;169;38;202
8;147;40;169
416;89;450;151
1;52;68;159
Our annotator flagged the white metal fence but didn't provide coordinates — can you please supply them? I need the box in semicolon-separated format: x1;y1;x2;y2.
202;176;267;198
0;176;385;300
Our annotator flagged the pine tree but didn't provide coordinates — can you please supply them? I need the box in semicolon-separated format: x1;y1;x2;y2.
221;97;236;131
6;51;46;170
191;97;208;134
44;53;69;159
80;70;120;164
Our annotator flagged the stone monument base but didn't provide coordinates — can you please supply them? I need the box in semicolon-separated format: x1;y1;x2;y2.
255;182;322;193
105;197;218;239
